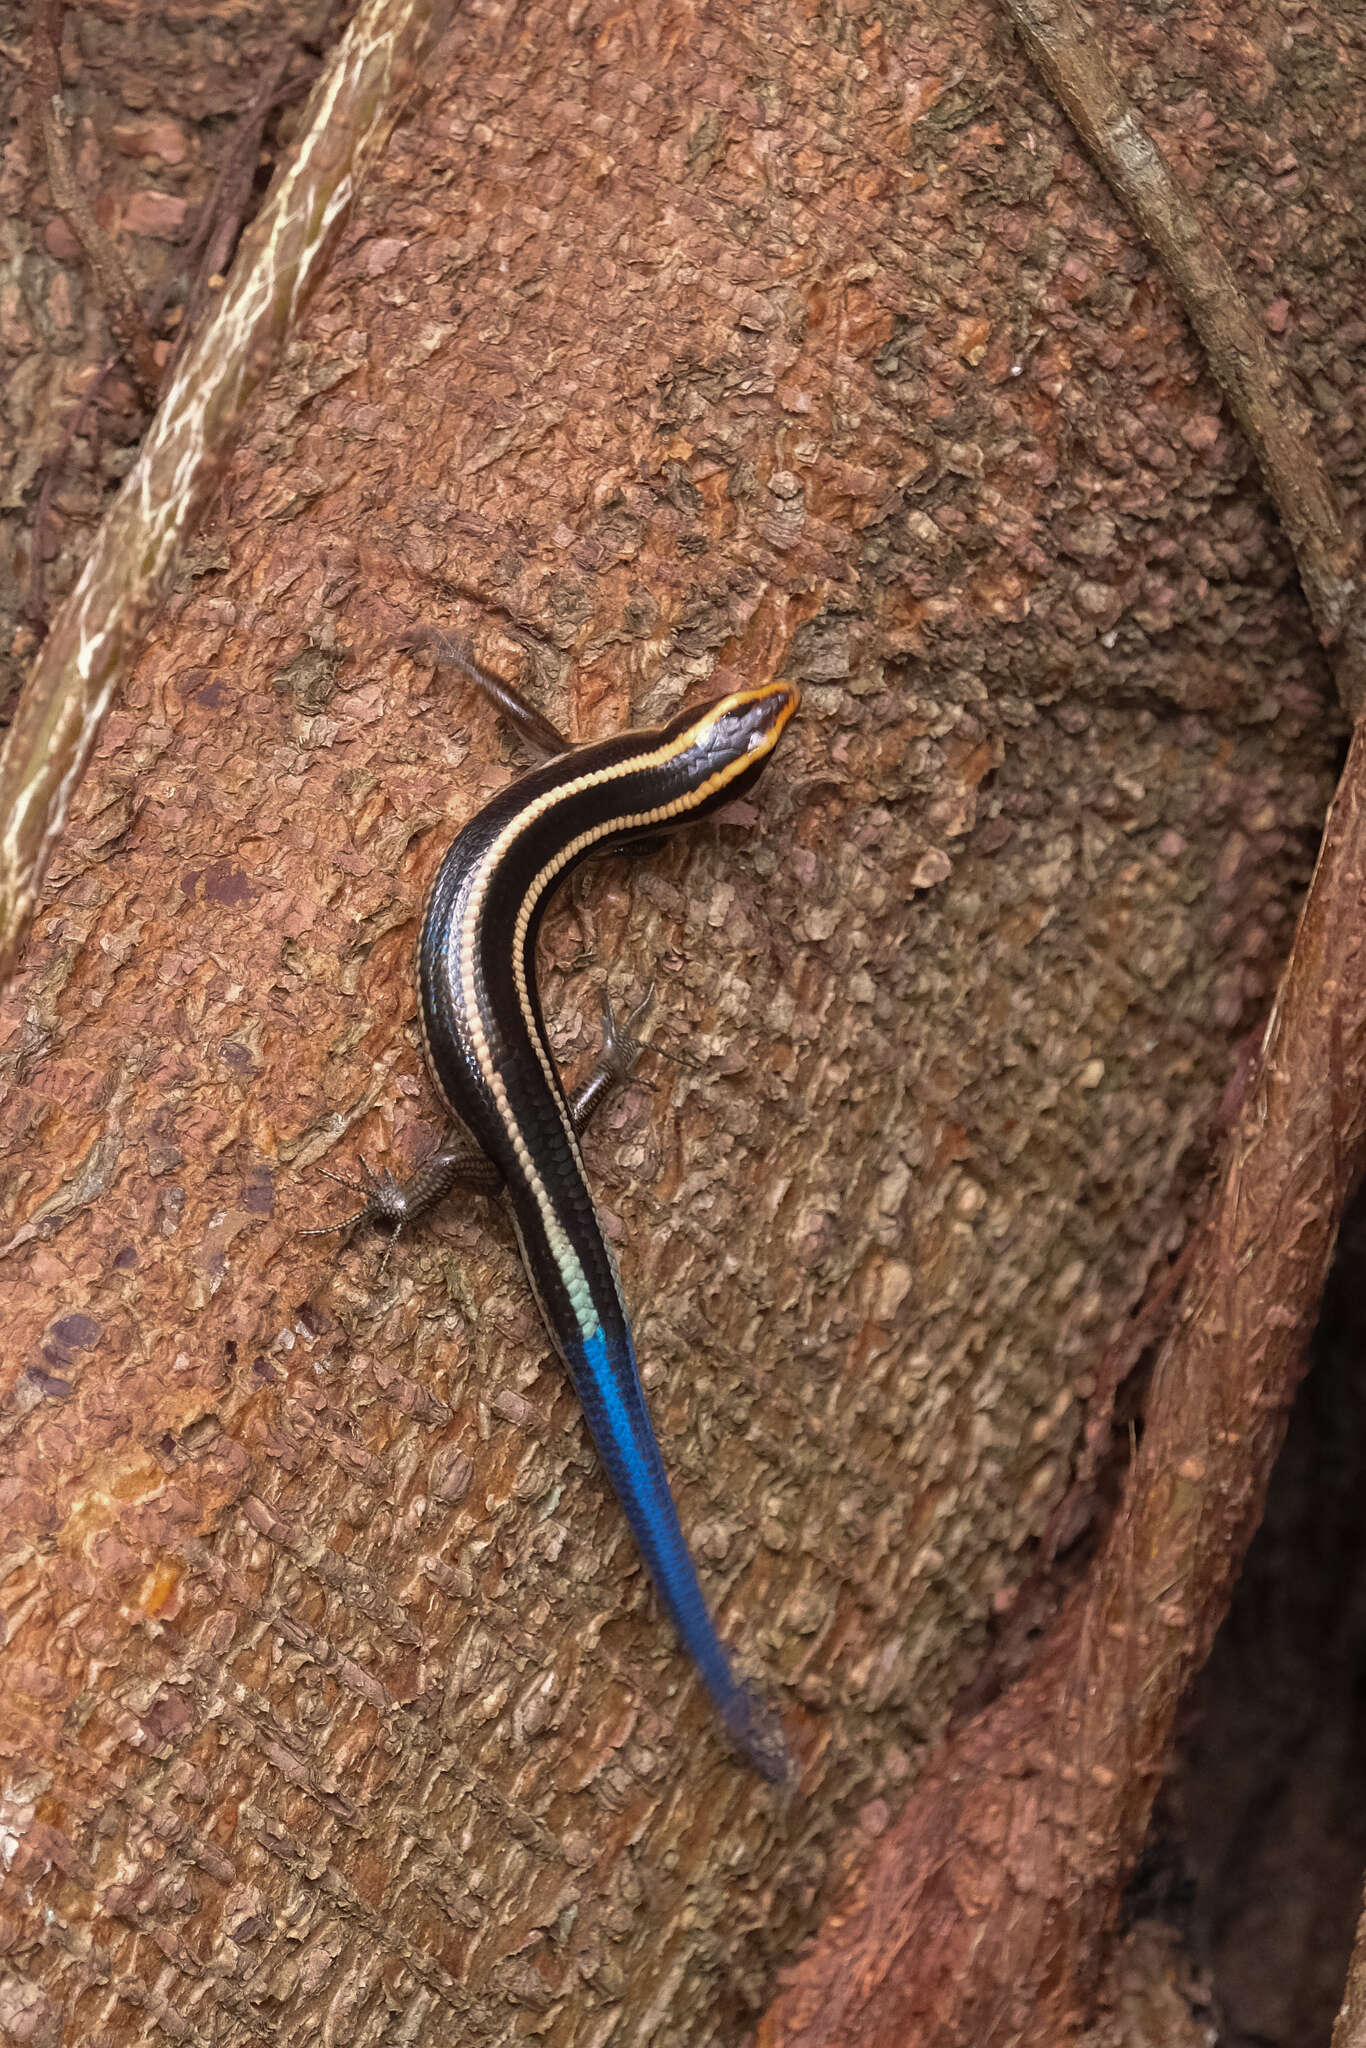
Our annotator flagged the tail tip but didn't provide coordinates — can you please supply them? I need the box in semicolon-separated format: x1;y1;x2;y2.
723;1690;795;1789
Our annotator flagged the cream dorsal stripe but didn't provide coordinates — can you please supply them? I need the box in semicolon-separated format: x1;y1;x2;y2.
448;705;773;1345
345;675;801;1780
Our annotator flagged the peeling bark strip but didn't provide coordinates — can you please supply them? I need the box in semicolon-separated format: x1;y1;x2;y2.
1000;0;1366;719
758;670;1366;2045
0;0;450;981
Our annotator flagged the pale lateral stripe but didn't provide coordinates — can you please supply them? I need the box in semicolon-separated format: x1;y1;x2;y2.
447;697;777;1341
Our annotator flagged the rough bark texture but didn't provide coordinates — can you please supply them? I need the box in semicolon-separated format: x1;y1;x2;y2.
1075;1924;1214;2048
0;0;447;969
0;1;1357;2044
760;705;1366;2048
1001;0;1366;718
756;4;1366;2042
0;0;330;712
1169;1201;1366;2045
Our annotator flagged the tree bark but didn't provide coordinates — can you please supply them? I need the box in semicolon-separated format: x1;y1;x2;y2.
1334;1897;1366;2048
0;2;1358;2044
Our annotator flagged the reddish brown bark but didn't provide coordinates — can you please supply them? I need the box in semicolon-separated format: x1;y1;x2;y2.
758;3;1366;2038
761;711;1366;2045
0;0;447;971
0;2;1359;2043
1;0;330;710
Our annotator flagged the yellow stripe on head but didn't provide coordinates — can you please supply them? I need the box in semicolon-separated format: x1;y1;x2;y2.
448;675;799;1311
665;681;801;770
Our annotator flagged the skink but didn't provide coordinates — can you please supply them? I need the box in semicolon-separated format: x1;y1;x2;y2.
334;646;799;1781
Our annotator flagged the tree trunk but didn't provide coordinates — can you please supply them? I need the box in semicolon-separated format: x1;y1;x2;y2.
1;3;1359;2044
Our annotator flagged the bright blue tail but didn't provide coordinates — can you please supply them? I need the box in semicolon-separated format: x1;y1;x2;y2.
568;1325;791;1784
